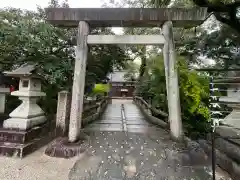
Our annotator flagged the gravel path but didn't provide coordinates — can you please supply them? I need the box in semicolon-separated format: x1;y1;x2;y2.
0;146;79;180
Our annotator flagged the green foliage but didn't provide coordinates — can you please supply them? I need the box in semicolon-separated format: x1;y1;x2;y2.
138;55;211;135
0;4;129;115
150;0;240;34
123;61;139;81
178;57;211;134
92;84;110;94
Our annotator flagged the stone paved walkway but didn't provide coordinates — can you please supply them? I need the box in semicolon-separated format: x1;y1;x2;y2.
69;99;231;180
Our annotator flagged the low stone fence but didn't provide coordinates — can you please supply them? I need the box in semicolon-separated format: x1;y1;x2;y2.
133;96;169;128
198;126;240;180
56;91;109;136
82;97;109;127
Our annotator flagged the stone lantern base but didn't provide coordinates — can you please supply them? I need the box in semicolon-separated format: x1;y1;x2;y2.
3;116;46;130
0;93;52;158
0;122;53;158
3;94;47;130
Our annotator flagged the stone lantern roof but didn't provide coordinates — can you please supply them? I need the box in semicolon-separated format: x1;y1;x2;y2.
3;63;41;79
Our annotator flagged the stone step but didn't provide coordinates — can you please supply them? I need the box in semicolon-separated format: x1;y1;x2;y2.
0;123;48;144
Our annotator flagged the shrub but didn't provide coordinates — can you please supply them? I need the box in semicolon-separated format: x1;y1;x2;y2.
137;55;211;137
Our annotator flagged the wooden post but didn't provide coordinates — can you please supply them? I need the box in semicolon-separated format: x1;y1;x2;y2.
162;21;183;141
68;21;89;142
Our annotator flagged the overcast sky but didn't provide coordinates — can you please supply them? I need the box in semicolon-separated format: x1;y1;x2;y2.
0;0;123;34
0;0;104;10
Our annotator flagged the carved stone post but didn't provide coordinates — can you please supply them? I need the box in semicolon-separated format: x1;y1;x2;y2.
56;91;70;136
68;21;89;142
162;21;183;141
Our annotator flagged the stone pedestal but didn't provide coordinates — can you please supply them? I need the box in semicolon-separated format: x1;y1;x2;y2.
0;123;50;158
3;91;46;130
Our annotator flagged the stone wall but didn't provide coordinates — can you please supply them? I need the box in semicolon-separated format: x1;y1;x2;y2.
82;97;109;127
198;126;240;180
133;96;169;129
55;91;109;136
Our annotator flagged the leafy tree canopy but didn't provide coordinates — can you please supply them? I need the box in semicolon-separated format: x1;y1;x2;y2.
151;0;240;34
0;3;129;90
0;0;130;114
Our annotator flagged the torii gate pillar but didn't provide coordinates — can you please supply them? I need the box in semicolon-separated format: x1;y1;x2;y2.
162;21;183;141
68;21;89;142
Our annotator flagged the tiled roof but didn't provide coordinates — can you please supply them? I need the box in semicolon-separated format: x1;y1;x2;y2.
4;63;38;77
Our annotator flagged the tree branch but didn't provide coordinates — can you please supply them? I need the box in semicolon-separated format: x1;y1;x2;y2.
192;0;240;12
192;0;240;34
214;12;240;33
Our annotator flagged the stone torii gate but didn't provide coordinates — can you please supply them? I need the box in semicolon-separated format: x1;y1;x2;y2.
45;8;207;142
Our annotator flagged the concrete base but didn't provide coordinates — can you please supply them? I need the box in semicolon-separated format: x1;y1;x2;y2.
3;116;46;130
0;123;53;158
45;135;89;159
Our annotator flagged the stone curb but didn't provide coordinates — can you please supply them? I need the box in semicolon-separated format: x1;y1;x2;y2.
198;139;240;180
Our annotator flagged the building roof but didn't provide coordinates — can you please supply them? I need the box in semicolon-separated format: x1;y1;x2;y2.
4;63;39;78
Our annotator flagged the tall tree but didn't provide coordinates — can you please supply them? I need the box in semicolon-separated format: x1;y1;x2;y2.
0;6;129;86
48;0;61;7
123;61;140;81
151;0;240;34
0;4;129;113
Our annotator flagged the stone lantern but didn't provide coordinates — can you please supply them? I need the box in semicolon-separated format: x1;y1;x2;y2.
3;64;46;130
